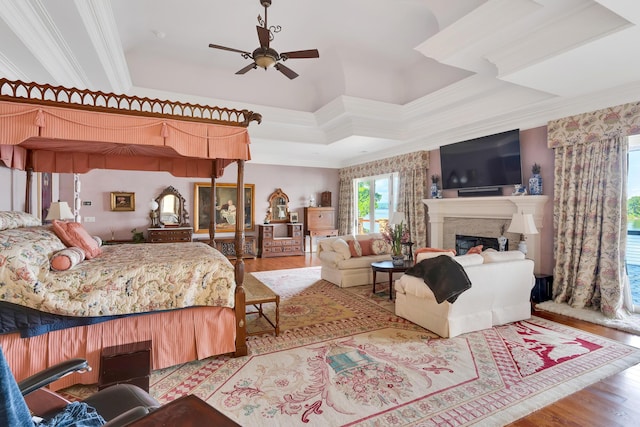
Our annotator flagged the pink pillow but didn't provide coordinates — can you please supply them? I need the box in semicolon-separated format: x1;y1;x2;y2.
50;247;85;271
359;239;374;256
414;247;456;263
466;245;483;254
347;240;362;257
52;220;102;259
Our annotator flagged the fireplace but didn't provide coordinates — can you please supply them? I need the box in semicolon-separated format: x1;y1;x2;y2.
423;195;549;272
456;235;506;255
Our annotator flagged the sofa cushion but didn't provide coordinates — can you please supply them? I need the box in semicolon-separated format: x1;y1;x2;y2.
481;249;525;263
453;254;484;267
337;254;391;269
332;238;351;259
347;239;362;257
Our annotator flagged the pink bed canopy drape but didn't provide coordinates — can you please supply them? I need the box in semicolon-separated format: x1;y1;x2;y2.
0;79;261;178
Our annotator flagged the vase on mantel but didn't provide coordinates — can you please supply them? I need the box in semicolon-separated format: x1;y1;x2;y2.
528;163;543;195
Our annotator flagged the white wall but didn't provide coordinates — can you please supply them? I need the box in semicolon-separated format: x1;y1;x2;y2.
56;163;340;241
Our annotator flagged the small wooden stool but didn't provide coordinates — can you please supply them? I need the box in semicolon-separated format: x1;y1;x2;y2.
244;275;280;336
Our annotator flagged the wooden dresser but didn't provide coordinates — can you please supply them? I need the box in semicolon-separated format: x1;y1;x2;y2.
147;227;193;243
257;224;304;257
303;207;338;252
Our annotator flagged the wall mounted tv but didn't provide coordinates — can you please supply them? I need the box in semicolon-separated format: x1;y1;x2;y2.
440;129;522;192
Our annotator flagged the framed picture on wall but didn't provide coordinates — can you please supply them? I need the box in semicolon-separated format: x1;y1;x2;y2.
194;182;255;234
110;192;135;211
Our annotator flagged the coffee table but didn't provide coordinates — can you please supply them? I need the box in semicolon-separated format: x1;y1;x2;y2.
371;260;414;300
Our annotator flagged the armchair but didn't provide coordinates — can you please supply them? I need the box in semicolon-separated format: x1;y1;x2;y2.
1;345;159;426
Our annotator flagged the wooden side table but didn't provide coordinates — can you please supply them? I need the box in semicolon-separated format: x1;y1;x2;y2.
371;260;414;300
128;394;240;426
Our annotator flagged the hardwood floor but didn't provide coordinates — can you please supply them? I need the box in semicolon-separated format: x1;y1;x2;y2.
241;254;640;426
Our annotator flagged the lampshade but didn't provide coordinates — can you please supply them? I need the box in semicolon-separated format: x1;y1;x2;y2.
390;212;405;226
507;212;538;235
46;201;74;221
149;200;159;211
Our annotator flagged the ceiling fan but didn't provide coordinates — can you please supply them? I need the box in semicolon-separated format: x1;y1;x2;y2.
208;0;319;79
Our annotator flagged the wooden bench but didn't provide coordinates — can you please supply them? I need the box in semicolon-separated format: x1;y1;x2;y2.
244;274;280;336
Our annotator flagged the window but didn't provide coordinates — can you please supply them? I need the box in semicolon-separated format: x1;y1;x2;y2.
354;173;399;233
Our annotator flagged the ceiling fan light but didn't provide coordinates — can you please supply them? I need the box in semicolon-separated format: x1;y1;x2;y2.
255;54;277;69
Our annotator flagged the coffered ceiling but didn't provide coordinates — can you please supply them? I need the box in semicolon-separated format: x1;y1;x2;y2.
0;0;639;168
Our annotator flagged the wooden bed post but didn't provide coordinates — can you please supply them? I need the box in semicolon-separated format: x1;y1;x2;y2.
24;168;33;214
234;159;247;356
208;161;217;247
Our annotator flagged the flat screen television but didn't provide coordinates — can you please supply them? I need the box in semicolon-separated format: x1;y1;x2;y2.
440;129;522;191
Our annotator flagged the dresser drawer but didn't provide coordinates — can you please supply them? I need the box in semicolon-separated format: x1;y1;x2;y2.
148;227;193;243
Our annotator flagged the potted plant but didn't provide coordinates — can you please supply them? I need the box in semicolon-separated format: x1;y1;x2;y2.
382;222;409;265
528;163;542;195
131;228;145;243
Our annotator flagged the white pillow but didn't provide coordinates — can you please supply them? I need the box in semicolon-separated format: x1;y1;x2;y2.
481;249;525;263
453;254;484;267
332;238;351;259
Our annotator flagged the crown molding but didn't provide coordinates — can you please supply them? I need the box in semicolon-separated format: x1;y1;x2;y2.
74;0;131;93
0;0;89;88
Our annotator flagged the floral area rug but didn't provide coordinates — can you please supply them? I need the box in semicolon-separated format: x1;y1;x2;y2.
147;268;640;426
62;267;640;425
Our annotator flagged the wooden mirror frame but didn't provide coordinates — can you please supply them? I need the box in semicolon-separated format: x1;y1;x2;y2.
154;186;190;226
267;188;290;223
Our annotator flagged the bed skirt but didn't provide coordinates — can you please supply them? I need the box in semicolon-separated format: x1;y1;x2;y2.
0;306;236;390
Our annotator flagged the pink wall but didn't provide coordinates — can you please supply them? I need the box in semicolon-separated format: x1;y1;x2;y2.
59;163;339;242
428;126;555;274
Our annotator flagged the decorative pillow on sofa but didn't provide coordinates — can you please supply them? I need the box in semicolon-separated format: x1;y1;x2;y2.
359;239;374;256
481;249;525;263
371;239;391;255
414;247;456;263
347;239;362;257
466;245;483;254
50;247;85;271
52;220;103;259
332;238;351;259
0;211;42;230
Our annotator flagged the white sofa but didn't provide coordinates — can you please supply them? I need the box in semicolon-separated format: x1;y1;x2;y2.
318;233;396;288
395;250;535;338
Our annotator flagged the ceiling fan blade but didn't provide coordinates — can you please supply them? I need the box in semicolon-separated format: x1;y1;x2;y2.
256;26;270;48
275;63;298;79
280;49;319;60
208;43;252;56
236;63;257;75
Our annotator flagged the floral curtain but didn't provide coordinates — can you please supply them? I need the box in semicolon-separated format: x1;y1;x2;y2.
338;151;429;248
548;101;640;317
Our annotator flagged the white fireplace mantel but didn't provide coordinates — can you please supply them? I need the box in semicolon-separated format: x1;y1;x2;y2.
423;195;549;270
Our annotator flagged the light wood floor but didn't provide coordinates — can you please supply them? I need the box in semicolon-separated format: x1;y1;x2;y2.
241;253;640;426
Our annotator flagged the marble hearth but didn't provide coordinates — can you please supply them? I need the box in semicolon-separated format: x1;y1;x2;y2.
423;196;549;271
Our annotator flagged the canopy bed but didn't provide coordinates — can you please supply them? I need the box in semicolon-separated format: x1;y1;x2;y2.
0;79;261;390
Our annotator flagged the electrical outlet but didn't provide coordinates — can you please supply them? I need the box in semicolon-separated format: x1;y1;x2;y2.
85;216;95;223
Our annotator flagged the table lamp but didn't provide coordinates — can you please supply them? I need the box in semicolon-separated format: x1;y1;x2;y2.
149;200;159;227
45;201;74;222
507;212;538;255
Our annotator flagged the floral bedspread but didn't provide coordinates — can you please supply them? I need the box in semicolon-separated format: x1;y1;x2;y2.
0;226;236;316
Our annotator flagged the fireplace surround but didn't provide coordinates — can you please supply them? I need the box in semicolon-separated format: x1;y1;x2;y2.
423;195;548;272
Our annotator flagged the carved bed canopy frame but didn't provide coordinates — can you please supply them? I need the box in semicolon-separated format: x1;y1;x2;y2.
0;78;261;356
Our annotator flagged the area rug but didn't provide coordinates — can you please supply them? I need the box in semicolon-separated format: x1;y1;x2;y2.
536;300;640;335
62;268;640;425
